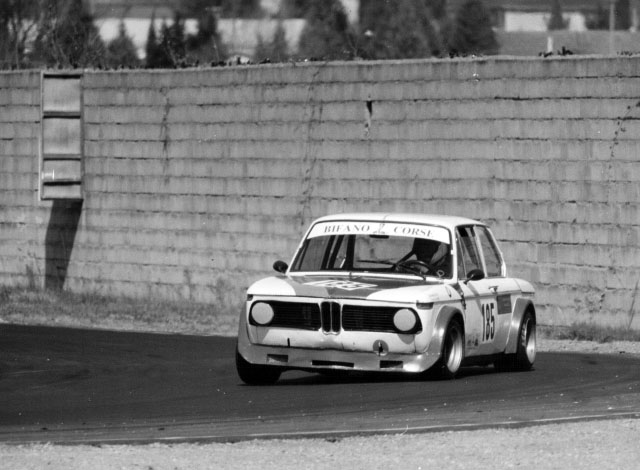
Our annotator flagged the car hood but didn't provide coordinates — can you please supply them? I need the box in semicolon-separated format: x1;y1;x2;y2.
248;273;451;303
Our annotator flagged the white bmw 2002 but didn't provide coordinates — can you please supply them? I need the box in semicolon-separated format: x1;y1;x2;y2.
236;213;536;384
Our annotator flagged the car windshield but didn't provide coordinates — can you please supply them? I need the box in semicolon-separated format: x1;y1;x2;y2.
290;221;453;279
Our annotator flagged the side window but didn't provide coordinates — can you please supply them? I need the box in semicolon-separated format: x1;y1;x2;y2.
476;226;503;277
457;226;482;278
293;236;332;271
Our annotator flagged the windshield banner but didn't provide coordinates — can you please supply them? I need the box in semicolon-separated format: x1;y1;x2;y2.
307;221;450;244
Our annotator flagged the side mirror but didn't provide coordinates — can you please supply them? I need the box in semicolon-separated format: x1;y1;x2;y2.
273;260;288;274
465;269;485;283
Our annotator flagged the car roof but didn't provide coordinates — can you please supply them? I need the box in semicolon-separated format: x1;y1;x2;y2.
311;213;484;231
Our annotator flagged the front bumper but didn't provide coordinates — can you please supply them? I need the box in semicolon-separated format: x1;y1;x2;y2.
237;327;444;374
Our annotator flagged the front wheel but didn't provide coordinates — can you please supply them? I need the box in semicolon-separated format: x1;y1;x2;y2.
436;319;465;379
235;348;282;385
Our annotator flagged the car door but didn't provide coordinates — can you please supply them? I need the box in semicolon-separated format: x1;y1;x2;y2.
473;225;520;354
456;225;498;357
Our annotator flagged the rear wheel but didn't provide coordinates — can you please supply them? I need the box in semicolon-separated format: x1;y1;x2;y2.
495;310;536;372
514;310;536;370
437;319;464;379
235;348;282;385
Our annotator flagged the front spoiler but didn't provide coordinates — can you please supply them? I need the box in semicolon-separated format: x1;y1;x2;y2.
237;339;442;374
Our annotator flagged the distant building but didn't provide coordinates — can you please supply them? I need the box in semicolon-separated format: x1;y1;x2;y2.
446;0;640;32
89;0;356;59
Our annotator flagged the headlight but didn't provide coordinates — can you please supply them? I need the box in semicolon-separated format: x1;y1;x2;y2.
393;308;418;333
250;302;275;326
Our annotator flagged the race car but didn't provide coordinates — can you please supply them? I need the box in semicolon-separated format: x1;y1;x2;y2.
236;213;536;384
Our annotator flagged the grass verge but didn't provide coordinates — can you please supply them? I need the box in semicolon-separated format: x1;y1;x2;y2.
541;322;640;343
2;286;640;342
0;286;239;336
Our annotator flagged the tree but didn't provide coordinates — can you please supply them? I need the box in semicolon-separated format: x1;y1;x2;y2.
166;11;187;63
105;21;140;68
146;12;189;69
156;20;175;67
0;0;40;69
585;0;631;30
184;0;263;18
297;0;356;61
358;0;440;59
585;3;609;30
185;7;228;64
224;0;264;18
425;0;447;20
145;14;162;67
448;0;498;56
548;0;568;30
615;0;631;30
417;0;445;56
31;0;105;68
279;0;308;18
254;21;289;62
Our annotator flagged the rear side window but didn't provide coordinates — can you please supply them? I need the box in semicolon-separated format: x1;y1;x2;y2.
476;226;503;277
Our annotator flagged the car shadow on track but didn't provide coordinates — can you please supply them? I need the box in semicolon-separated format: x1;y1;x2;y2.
272;365;500;386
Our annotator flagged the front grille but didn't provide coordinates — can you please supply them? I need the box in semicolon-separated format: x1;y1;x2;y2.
269;301;321;330
257;301;421;334
342;305;403;333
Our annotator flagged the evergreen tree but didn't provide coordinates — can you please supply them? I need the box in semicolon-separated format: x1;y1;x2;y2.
448;0;498;56
279;0;308;18
31;0;105;68
106;21;140;68
271;22;289;60
585;3;609;30
146;13;188;68
548;0;567;30
224;0;264;18
145;14;162;67
166;11;187;63
585;0;631;30
358;0;392;58
297;0;356;61
417;0;445;56
358;0;438;59
425;0;447;20
254;21;289;62
615;0;631;30
155;20;175;67
186;8;228;64
185;0;262;18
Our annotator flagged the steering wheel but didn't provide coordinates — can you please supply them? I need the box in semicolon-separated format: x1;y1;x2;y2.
396;259;435;275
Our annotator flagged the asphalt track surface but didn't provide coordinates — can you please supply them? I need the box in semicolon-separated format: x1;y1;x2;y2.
1;324;639;445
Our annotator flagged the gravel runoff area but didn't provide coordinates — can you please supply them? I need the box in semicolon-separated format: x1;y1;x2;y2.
1;418;639;470
2;338;640;470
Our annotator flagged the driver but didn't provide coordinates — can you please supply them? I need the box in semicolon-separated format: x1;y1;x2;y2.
412;238;450;275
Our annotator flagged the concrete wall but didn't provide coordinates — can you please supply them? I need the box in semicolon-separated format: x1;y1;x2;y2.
1;56;640;328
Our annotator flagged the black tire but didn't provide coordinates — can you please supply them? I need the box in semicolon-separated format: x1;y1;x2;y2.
436;319;465;379
235;348;282;385
513;310;536;370
495;310;536;372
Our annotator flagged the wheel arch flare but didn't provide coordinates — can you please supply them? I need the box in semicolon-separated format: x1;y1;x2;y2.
505;298;536;354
